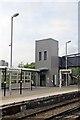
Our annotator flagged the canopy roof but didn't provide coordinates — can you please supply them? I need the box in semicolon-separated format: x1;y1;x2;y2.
0;66;48;72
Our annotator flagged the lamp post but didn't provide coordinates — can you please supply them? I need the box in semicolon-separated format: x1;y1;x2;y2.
10;13;19;68
9;13;19;94
65;40;71;86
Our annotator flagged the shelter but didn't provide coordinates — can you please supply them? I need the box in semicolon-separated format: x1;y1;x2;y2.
59;69;72;88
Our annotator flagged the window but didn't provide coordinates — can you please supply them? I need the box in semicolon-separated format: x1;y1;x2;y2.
39;52;42;61
44;51;47;60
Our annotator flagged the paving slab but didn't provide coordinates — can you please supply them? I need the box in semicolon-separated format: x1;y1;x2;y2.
0;85;79;106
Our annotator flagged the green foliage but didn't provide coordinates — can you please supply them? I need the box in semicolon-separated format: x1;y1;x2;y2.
70;67;80;85
72;67;80;76
18;62;24;68
6;74;10;84
24;62;35;69
18;62;35;69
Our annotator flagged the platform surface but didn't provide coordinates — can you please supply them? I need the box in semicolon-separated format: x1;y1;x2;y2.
0;85;79;106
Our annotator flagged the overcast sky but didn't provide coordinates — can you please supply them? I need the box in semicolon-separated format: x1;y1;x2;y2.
0;0;79;67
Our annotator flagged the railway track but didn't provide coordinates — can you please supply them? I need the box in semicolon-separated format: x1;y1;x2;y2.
50;106;80;120
1;91;80;120
21;98;80;120
2;98;80;120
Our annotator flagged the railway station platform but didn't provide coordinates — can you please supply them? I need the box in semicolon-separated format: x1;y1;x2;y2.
0;85;79;106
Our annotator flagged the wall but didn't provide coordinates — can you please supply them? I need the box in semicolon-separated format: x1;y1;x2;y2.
35;38;58;86
78;2;80;53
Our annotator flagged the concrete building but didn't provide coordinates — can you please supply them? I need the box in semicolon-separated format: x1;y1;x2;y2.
35;38;59;87
0;60;8;66
78;1;80;53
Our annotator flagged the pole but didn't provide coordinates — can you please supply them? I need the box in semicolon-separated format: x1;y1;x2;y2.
4;68;6;96
10;17;13;68
66;42;67;87
65;41;71;87
59;70;62;88
31;80;32;90
9;17;13;95
20;69;22;94
9;13;19;95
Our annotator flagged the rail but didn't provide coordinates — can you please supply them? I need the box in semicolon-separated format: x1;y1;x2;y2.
1;91;80;120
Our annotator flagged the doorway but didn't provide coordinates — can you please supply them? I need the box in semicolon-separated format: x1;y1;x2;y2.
40;74;46;86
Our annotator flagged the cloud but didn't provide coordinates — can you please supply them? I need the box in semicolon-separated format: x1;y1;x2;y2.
60;43;78;57
0;2;78;66
13;40;35;66
0;0;79;2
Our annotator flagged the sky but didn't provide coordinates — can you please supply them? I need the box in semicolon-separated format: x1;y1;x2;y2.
0;0;79;67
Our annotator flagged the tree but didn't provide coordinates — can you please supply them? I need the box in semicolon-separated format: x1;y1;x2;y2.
18;62;35;69
18;62;24;68
72;67;80;76
24;62;35;69
71;67;80;84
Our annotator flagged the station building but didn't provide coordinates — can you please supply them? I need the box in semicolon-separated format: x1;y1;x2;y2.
0;60;8;66
78;1;80;53
35;38;59;87
35;38;80;87
0;38;80;90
